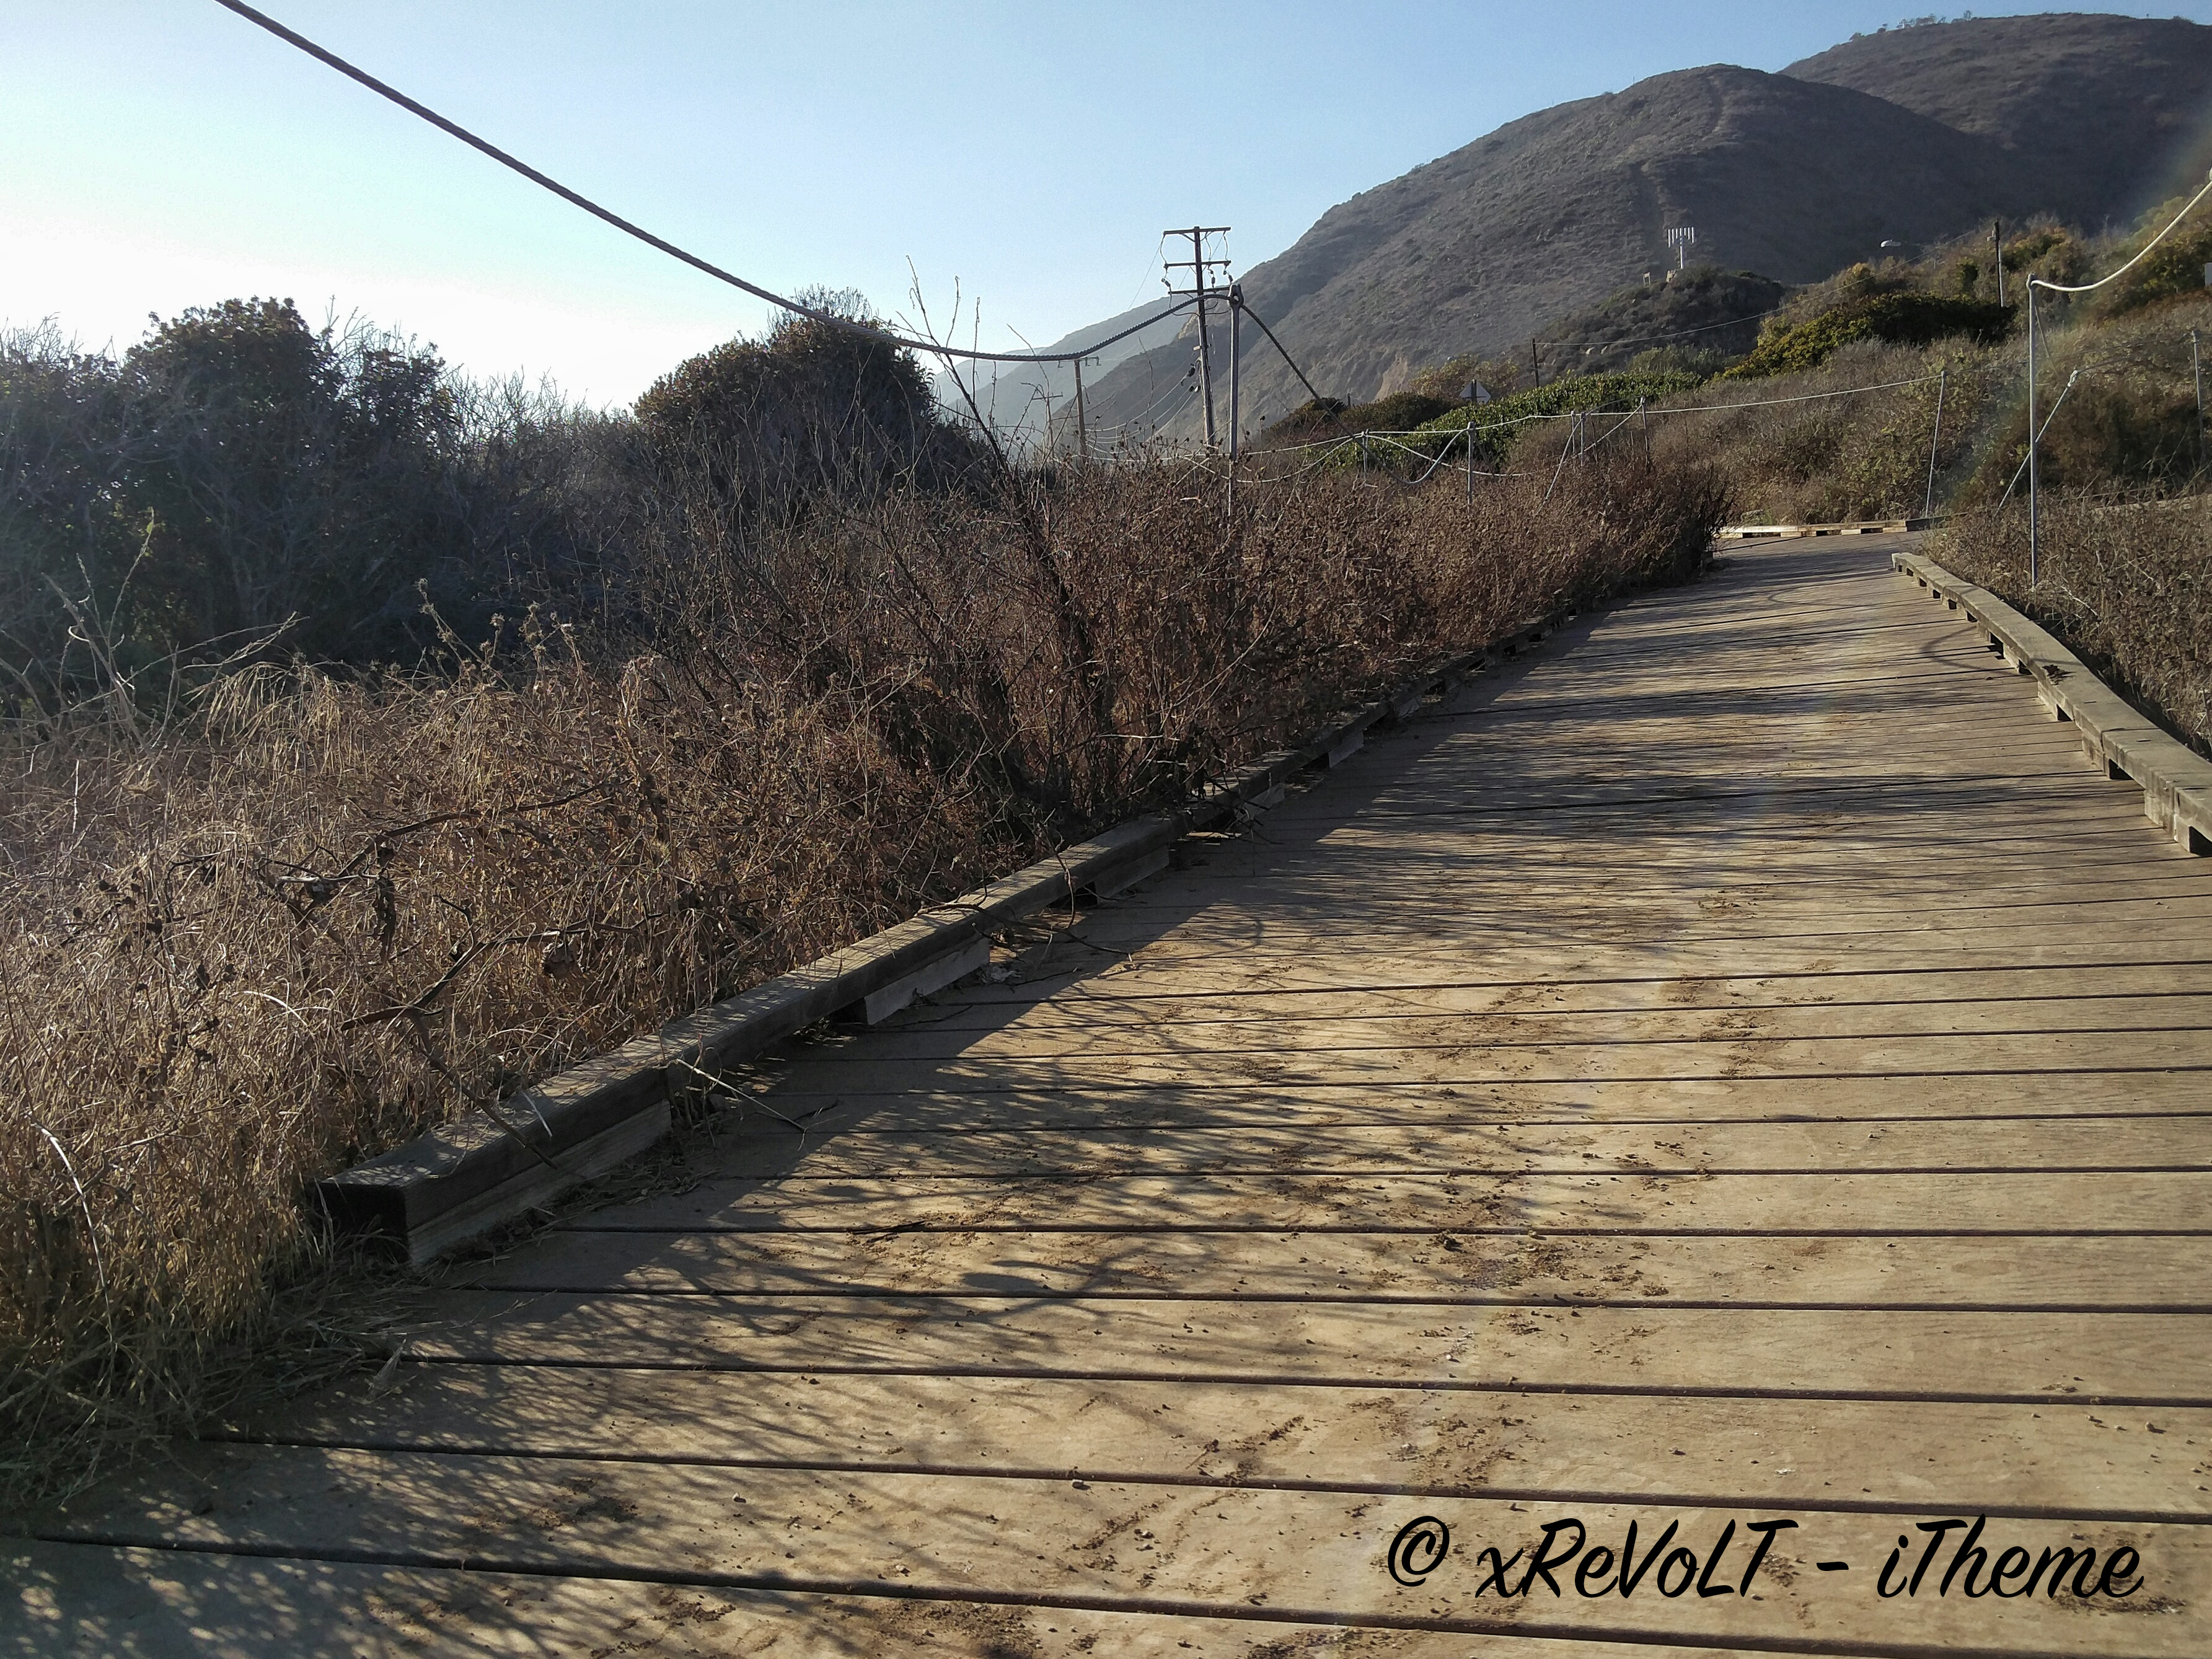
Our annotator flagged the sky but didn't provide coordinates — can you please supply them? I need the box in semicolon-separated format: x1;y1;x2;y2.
7;2;2212;407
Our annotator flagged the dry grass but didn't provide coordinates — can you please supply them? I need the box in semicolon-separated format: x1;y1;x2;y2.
0;455;1728;1510
1641;294;2212;528
1931;495;2212;757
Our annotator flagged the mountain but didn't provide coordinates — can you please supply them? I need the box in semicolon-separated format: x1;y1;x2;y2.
1072;13;2212;446
1786;14;2212;231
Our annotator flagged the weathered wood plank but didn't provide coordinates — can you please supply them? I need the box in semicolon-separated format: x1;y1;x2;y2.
756;1033;2212;1093
457;1226;2207;1310
787;997;2212;1062
571;1170;2212;1236
684;1074;2212;1130
244;1366;2212;1521
384;1293;2212;1403
538;1117;2212;1181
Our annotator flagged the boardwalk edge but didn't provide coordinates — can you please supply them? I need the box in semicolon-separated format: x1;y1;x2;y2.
1893;548;2212;857
317;620;1561;1262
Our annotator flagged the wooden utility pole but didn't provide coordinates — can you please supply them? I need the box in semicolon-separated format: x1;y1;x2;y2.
1073;356;1091;462
1165;226;1232;450
1228;284;1242;462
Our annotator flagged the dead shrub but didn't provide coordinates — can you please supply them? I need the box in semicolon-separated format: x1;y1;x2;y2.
1932;495;2212;756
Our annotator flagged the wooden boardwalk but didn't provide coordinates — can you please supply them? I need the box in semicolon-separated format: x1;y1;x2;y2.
14;535;2211;1657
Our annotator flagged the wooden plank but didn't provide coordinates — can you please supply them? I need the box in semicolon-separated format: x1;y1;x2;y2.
537;1117;2212;1180
684;1073;2212;1129
934;963;2212;1019
1011;946;2212;999
38;1448;2210;1655
246;1366;2212;1521
902;984;2212;1036
795;997;2212;1061
756;1033;2212;1092
457;1228;2207;1311
1062;911;2212;956
571;1170;2212;1237
384;1293;2212;1403
1105;872;2212;912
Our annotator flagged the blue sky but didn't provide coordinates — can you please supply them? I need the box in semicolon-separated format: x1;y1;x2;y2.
7;2;2210;405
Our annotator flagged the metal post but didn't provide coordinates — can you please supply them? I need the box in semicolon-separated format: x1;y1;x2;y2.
1228;284;1241;462
1922;364;1948;518
1466;420;1476;503
1530;338;1541;389
2192;329;2205;472
1073;357;1088;462
2027;279;2039;589
1993;219;2004;308
1639;397;1650;465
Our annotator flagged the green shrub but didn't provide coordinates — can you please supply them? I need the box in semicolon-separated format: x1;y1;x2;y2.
1381;369;1708;470
1723;293;2012;379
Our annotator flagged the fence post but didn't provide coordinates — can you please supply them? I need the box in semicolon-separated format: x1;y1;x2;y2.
2192;328;2205;473
2027;280;2040;589
1923;364;1948;518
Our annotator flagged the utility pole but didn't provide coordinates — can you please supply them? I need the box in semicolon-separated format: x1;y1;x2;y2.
1228;284;1243;462
1164;226;1232;450
1993;220;2004;307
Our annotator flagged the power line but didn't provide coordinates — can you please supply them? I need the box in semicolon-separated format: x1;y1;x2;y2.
209;0;1192;367
1235;299;1324;405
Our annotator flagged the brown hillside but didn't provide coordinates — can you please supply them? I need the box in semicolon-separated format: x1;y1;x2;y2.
1786;13;2212;228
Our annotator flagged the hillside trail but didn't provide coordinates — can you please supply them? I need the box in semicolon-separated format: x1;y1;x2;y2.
11;533;2210;1657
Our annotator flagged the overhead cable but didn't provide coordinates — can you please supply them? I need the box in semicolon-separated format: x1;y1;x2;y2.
209;0;1192;366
